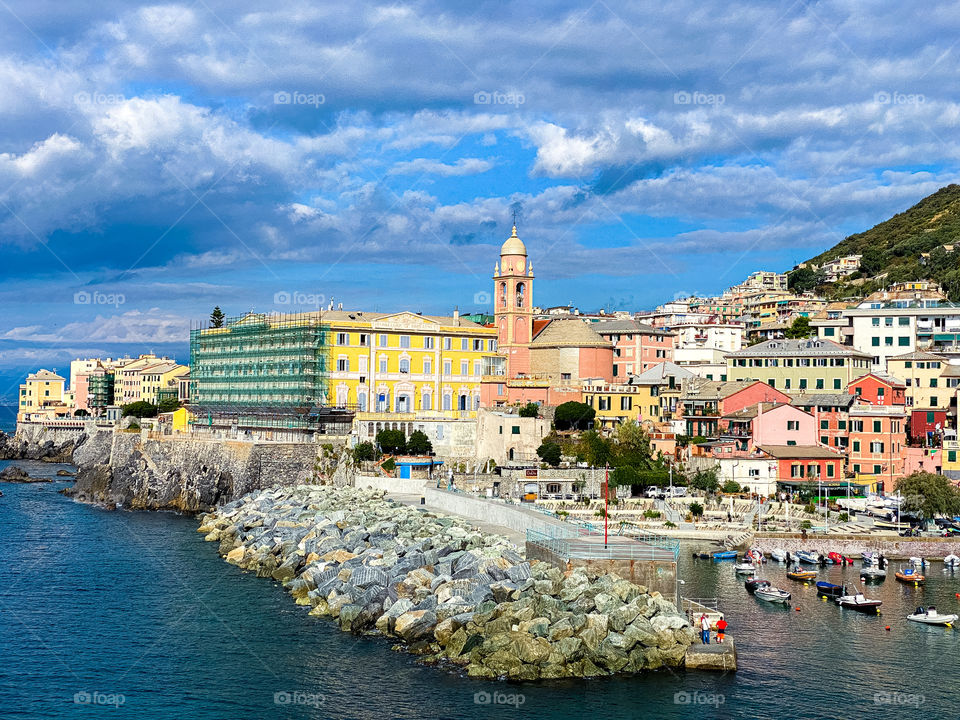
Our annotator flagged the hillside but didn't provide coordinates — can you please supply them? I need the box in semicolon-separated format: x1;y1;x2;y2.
798;184;960;300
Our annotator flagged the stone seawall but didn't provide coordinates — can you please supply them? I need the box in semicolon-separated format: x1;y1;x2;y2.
754;534;960;561
68;430;353;511
0;424;83;462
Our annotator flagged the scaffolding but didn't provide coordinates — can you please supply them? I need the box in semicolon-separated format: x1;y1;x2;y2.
189;312;342;430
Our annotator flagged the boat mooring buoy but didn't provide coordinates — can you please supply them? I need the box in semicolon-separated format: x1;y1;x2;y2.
795;607;801;612
885;626;891;631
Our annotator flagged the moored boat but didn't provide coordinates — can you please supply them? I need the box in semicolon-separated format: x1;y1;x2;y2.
735;562;756;574
860;566;886;581
836;590;882;613
712;550;738;560
745;578;771;594
827;552;852;565
816;581;845;598
787;568;818;581
795;550;819;565
944;554;960;567
910;556;927;567
770;548;787;562
895;568;925;585
907;606;958;626
755;586;792;604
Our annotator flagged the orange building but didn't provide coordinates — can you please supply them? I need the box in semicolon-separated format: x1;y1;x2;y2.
847;372;906;406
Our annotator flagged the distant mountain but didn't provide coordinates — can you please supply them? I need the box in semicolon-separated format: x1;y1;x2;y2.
797;184;960;300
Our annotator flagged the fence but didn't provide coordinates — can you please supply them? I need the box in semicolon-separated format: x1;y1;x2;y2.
526;524;680;561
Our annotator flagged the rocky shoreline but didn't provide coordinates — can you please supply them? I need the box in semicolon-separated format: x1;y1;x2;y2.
0;430;76;463
200;486;695;680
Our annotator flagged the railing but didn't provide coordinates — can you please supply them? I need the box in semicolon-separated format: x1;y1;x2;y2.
526;524;680;561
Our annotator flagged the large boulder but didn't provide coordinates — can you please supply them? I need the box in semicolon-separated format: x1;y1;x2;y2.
394;610;437;642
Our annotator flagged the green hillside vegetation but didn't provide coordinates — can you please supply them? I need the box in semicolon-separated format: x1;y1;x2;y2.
797;184;960;301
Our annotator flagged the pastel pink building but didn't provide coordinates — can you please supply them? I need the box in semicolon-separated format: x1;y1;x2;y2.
723;403;817;446
594;320;676;377
72;374;90;412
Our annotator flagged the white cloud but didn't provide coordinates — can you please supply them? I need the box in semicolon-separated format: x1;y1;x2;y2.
388;157;493;176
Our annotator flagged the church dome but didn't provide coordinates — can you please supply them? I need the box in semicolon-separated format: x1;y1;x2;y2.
500;225;526;256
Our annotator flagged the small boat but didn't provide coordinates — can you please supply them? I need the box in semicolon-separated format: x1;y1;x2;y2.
745;578;771;594
770;548;787;563
860;566;886;581
795;550;820;565
693;551;711;559
787;569;818;581
735;562;756;574
909;556;927;567
816;581;846;598
746;549;766;564
861;551;879;566
755;586;792;604
907;606;958;626
712;550;738;560
827;552;852;565
944;554;960;567
836;591;882;613
896;568;925;585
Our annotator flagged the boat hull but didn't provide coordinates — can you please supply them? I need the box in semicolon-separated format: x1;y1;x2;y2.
907;614;958;626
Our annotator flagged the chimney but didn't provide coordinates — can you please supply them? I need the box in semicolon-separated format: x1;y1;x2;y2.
453;308;459;323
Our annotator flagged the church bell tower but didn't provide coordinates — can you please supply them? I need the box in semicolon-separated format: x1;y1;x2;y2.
493;226;534;376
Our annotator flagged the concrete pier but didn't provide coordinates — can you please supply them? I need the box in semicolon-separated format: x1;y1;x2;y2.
685;638;738;671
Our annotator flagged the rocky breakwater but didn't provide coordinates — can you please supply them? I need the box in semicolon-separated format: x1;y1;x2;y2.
200;486;695;680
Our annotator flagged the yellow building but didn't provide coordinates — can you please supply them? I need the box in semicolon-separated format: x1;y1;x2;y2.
581;380;660;430
886;351;949;410
114;355;173;406
726;338;871;392
943;439;960;481
324;309;498;419
18;369;67;421
139;363;190;405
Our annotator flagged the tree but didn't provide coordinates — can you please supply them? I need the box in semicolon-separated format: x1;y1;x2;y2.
518;402;540;418
579;430;613;467
352;442;376;463
609;465;641;487
554;401;596;431
688;467;720;493
537;441;562;466
122;401;158;418
210;306;225;328
784;316;814;339
74;409;90;417
690;502;704;517
375;429;407;455
788;267;818;292
896;471;960;520
613;420;652;467
158;398;181;413
406;430;433;455
722;480;742;494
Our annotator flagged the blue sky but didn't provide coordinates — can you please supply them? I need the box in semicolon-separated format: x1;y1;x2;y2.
1;0;960;401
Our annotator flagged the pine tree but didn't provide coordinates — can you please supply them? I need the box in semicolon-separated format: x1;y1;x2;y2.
210;306;225;328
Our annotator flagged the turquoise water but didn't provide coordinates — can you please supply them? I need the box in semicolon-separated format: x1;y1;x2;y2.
0;460;956;719
0;406;16;434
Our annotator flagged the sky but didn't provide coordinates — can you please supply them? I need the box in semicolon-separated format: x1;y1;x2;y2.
1;0;960;401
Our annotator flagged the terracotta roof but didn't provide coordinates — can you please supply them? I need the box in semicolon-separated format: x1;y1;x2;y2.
529;318;612;348
757;445;843;459
888;350;947;362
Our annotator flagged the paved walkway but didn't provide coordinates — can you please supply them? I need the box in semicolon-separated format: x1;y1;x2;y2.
388;491;527;546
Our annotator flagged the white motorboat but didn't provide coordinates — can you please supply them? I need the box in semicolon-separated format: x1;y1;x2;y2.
836;591;882;613
770;548;787;562
907;606;958;626
795;550;820;565
910;556;927;567
861;551;879;566
734;562;756;574
944;554;960;567
755;586;792;604
859;566;886;580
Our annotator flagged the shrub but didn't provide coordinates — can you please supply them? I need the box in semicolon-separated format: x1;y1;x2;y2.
665;521;677;528
537;441;562;466
690;502;705;517
800;520;812;530
122;401;157;418
642;509;661;519
554;401;596;431
838;512;849;523
518;402;540;418
803;503;817;515
352;442;376;463
721;480;741;494
375;429;406;455
381;457;396;473
406;430;433;455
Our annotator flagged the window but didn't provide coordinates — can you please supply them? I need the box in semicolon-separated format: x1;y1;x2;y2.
399;335;410;349
883;337;893;346
422;393;432;410
444;337;452;350
423;359;432;374
784;378;791;389
877;387;885;398
473;339;483;351
791;464;803;478
337;358;349;372
827;464;835;478
871;318;880;326
927;411;935;422
488;339;497;351
424;336;434;349
874;464;882;474
824;327;835;336
442;394;452;411
905;361;913;368
512;425;520;434
820;435;828;445
337;332;349;345
461;338;469;351
621;396;632;411
898;337;909;346
838;420;846;430
816;379;824;389
870;441;884;453
833;379;841;390
399;358;410;373
749;468;760;477
853;440;860;452
931;396;938;406
853;464;860;473
899;317;909;326
767;379;776;388
851;420;863;432
378;334;388;347
949;450;957;463
598;397;610;411
930;378;938;388
497;384;504;396
460;360;469;375
799;379;807;389
359;333;369;346
884;318;893;327
787;420;799;431
473;360;481;376
379;358;388;373
808;464;819;478
561;373;572;381
873;420;881;433
820;420;829;429
443;360;452;375
871;337;880;346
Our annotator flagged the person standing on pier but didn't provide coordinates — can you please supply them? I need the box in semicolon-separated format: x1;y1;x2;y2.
716;616;727;643
699;614;710;644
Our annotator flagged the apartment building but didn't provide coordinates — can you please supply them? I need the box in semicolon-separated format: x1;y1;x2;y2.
725;338;872;392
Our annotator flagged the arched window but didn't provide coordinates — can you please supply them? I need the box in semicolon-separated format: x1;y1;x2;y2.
516;282;525;308
399;358;410;373
499;282;507;307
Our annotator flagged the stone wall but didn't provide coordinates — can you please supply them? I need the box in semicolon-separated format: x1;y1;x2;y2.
754;533;960;560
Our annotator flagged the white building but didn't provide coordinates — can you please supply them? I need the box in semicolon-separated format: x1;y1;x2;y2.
844;303;960;369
